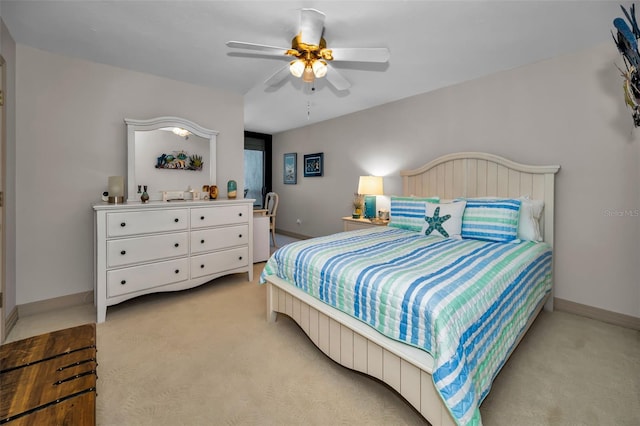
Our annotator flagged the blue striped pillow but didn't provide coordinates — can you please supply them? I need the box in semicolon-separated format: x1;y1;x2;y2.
388;196;440;233
461;198;521;242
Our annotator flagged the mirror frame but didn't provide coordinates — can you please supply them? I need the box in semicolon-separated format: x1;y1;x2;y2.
125;116;218;201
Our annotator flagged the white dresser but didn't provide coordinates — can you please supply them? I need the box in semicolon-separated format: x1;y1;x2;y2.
93;199;254;322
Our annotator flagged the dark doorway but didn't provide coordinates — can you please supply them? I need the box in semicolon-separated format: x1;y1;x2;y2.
244;131;272;208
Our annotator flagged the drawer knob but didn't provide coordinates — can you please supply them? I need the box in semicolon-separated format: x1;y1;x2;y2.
175;269;180;274
238;234;242;238
201;239;205;244
120;250;126;255
174;243;179;247
200;264;205;269
238;256;243;260
120;280;126;285
120;222;126;227
200;216;205;220
174;218;179;223
238;212;243;217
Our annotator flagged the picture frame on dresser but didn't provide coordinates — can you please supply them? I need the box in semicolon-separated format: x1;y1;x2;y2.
303;152;323;177
283;153;297;184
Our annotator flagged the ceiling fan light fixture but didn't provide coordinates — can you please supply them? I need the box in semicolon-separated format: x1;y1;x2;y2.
312;60;327;78
289;60;305;77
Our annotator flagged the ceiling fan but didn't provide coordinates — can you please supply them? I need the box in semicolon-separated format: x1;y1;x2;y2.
226;8;390;91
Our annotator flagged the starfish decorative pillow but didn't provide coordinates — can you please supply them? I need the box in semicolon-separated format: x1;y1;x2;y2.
421;201;467;238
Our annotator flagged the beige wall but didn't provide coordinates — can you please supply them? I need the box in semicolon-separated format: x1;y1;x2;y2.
273;42;640;319
15;45;244;304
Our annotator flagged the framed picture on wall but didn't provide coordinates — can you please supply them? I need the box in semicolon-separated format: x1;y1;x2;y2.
283;153;297;184
303;153;324;177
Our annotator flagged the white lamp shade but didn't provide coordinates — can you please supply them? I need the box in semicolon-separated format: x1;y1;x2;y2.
289;60;305;77
108;176;125;197
357;176;383;195
312;60;327;78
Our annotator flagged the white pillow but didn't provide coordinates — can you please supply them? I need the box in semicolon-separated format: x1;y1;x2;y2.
421;201;466;239
519;198;544;241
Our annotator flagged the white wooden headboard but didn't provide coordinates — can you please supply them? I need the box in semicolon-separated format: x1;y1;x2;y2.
400;152;560;246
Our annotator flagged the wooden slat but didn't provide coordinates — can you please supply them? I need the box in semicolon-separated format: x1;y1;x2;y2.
436;165;445;197
466;159;477;196
318;312;330;354
497;164;509;196
340;325;354;369
520;172;533;197
309;307;319;346
1;353;96;419
300;302;310;334
0;324;96;425
292;297;301;324
285;293;293;316
508;169;520;197
329;318;341;362
383;350;401;392
367;341;383;381
8;392;95;426
353;333;368;373
400;360;421;412
0;324;95;371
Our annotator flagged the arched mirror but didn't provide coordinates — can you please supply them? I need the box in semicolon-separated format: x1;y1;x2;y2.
125;116;218;202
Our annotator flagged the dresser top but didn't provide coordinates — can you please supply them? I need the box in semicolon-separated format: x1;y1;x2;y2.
93;198;255;211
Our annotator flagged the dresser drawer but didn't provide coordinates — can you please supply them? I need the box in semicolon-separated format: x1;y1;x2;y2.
107;258;189;298
107;232;189;268
190;225;249;254
190;246;249;279
107;209;188;237
190;205;249;228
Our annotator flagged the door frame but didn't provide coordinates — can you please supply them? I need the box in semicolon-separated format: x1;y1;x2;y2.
0;55;6;342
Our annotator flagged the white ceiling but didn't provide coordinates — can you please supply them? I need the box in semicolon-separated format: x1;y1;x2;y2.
0;1;627;134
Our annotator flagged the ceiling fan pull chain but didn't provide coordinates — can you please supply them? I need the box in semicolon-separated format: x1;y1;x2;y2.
307;100;311;120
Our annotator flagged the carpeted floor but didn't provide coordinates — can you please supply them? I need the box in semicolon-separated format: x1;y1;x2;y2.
6;251;640;425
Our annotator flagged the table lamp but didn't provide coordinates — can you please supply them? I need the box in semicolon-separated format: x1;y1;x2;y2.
358;176;384;219
108;176;125;204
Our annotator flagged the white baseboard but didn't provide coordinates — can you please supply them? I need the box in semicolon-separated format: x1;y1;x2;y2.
275;229;310;240
18;291;94;317
555;297;640;330
12;291;639;331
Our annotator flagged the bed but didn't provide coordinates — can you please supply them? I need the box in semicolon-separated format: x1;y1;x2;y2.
259;152;560;426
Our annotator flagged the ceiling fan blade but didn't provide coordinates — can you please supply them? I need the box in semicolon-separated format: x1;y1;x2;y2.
325;63;351;91
299;8;325;46
264;65;291;87
226;41;290;56
329;48;390;63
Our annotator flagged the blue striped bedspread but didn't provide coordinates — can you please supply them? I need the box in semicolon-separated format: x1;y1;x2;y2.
259;227;552;425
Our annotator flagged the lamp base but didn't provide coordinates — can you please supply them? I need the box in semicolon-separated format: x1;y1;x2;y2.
108;196;125;204
364;195;376;219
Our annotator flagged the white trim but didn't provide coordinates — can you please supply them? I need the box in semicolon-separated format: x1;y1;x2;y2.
124;116;218;202
555;297;640;330
17;291;93;317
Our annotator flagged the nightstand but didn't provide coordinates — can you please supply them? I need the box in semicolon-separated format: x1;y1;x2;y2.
342;216;389;231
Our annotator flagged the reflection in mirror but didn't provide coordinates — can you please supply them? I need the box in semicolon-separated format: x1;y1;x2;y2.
125;117;218;201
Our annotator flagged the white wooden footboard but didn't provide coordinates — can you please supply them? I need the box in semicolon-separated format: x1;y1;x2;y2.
266;277;457;426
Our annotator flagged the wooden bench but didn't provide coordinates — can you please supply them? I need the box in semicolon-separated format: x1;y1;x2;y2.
0;323;97;425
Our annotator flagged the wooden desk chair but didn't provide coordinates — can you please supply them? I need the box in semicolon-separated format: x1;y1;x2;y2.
265;192;279;247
